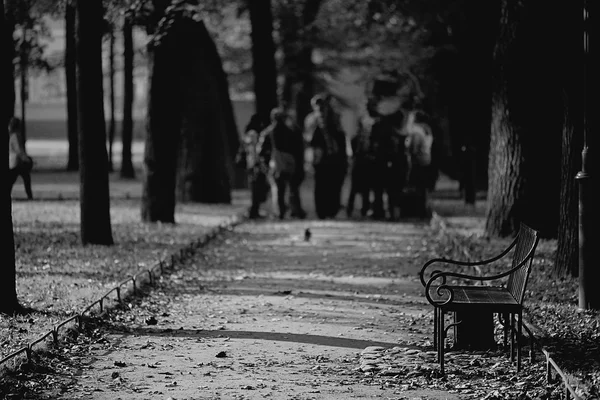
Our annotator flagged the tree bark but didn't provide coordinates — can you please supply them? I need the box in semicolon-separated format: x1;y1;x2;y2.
175;19;237;204
141;13;180;222
451;0;499;205
485;1;527;238
555;1;583;277
486;0;561;238
1;0;20;315
279;0;324;128
247;0;278;124
65;0;79;171
76;0;113;245
107;27;116;172
120;14;135;179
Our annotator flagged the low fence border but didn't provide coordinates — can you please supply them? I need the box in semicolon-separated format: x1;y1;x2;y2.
0;213;244;371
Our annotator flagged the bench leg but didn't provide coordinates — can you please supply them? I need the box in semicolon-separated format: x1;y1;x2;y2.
510;313;515;363
438;309;445;375
502;313;509;347
517;310;522;372
433;307;438;351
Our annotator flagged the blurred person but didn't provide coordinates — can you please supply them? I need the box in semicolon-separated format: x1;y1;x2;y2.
346;114;375;218
236;113;269;219
259;107;305;220
369;110;410;220
8;116;34;200
303;94;325;144
403;109;434;217
310;95;348;219
286;113;307;219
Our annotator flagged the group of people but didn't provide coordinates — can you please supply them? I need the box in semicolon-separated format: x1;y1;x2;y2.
346;104;435;220
236;92;435;221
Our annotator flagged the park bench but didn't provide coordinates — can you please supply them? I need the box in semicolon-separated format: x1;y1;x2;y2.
419;222;540;375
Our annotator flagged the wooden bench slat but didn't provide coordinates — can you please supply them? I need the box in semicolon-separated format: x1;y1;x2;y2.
427;286;519;306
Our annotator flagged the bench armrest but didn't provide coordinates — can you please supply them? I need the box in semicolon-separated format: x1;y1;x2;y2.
418;235;519;287
423;256;532;306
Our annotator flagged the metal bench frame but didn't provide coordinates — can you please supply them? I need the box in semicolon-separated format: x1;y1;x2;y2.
419;222;540;375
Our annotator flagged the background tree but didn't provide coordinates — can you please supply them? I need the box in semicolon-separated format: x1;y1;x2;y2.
1;0;21;315
77;0;113;244
276;0;324;128
142;1;240;221
65;0;78;171
246;0;278;124
485;0;562;238
141;0;181;223
555;0;583;278
106;21;116;172
175;15;238;203
120;8;135;178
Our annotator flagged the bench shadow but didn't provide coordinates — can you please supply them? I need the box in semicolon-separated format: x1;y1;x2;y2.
106;325;419;351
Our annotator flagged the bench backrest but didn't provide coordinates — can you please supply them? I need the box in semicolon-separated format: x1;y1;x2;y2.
506;223;540;304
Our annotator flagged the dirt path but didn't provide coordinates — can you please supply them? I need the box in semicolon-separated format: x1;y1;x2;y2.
41;218;458;400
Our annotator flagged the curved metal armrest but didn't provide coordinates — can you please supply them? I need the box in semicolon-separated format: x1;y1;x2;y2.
424;278;455;306
418;235;519;287
425;251;534;288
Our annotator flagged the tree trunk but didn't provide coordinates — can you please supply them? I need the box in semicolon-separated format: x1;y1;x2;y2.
485;1;527;238
19;22;27;140
486;0;561;238
76;0;113;245
555;1;583;277
248;0;278;124
107;27;116;172
452;0;499;205
141;21;180;222
175;19;237;204
278;0;323;128
120;14;135;179
1;0;20;315
65;0;79;171
453;311;496;350
578;0;600;310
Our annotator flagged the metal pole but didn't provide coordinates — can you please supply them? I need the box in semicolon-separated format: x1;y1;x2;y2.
577;0;591;310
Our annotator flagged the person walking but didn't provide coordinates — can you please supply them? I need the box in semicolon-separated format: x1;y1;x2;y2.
310;95;348;219
346;114;375;218
236;113;270;219
259;107;305;220
8;116;34;200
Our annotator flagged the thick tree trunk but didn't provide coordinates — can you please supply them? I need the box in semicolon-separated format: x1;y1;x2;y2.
248;0;278;124
107;28;116;172
120;15;135;179
485;1;527;238
555;1;583;277
452;0;499;205
578;0;600;309
278;0;323;128
65;0;78;171
76;0;113;245
175;20;237;204
141;27;180;222
1;0;20;315
486;0;562;238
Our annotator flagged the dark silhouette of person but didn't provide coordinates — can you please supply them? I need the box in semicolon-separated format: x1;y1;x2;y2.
236;113;269;219
404;109;434;217
286;115;307;219
259;108;305;220
369;110;410;220
346;115;375;218
8;117;34;200
310;95;348;219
